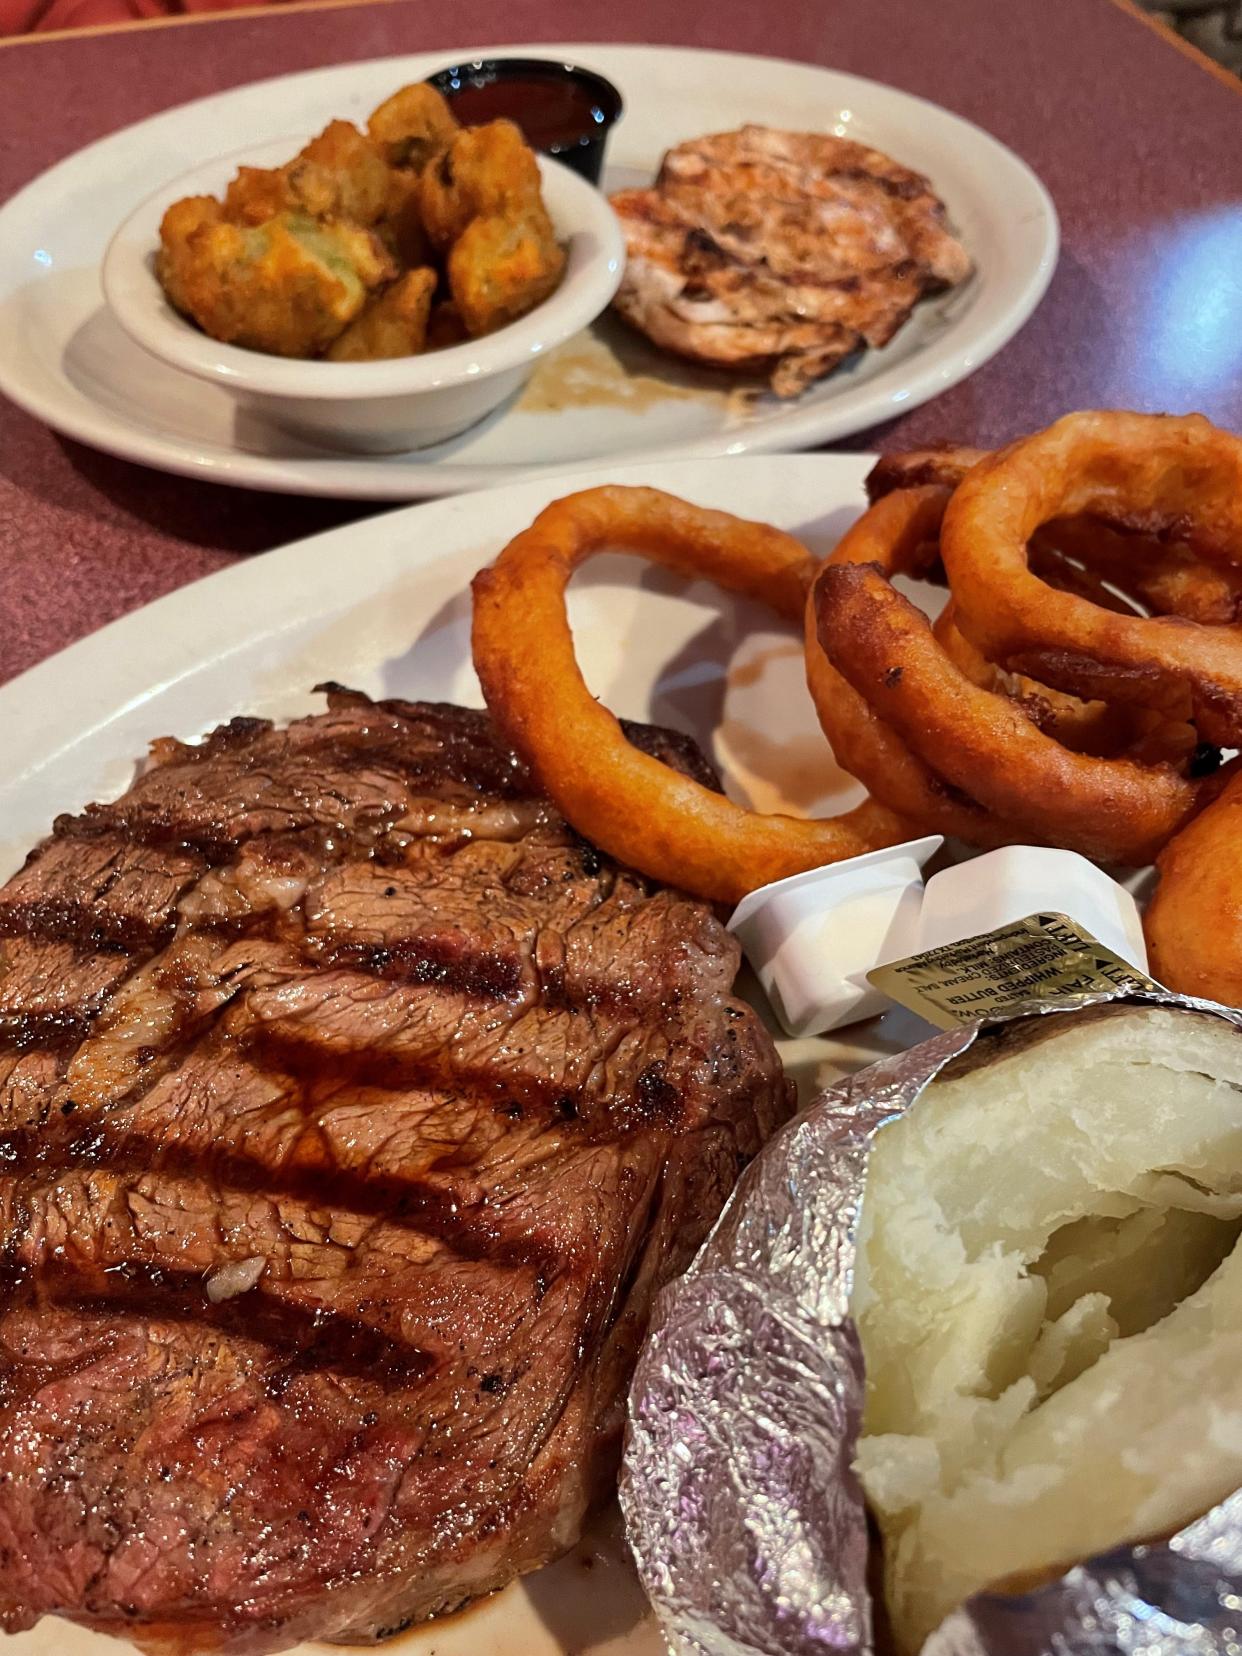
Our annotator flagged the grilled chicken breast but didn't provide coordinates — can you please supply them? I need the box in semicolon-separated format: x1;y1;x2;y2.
610;125;973;397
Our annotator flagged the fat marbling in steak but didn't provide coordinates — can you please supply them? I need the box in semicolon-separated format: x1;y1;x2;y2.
0;687;792;1653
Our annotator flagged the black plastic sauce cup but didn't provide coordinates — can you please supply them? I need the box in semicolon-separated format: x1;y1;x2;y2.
426;58;624;185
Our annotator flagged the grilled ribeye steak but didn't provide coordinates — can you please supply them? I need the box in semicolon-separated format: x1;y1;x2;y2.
611;125;972;397
0;688;792;1654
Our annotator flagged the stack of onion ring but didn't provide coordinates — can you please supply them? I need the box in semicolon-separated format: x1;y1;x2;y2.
939;411;1242;742
470;411;1242;915
805;439;1231;865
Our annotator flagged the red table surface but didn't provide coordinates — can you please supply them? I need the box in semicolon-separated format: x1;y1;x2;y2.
1;0;1240;688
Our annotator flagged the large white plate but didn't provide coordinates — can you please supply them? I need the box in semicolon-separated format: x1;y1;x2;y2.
0;44;1058;500
0;453;931;1655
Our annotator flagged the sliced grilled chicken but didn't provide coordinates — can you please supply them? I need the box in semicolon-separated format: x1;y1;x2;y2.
610;125;972;398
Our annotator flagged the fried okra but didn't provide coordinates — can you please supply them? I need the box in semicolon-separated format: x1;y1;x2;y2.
225;120;390;227
325;266;437;361
419;120;543;252
448;206;566;337
155;88;563;359
157;202;394;356
367;83;460;171
425;299;468;351
286;120;391;224
222;166;293;226
377;167;433;268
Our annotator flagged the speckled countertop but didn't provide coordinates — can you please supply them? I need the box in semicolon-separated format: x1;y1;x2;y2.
1;0;1240;686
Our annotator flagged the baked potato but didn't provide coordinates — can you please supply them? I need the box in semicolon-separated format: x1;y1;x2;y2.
852;1004;1242;1652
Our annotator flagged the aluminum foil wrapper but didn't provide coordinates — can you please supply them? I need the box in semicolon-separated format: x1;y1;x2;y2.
620;990;1242;1656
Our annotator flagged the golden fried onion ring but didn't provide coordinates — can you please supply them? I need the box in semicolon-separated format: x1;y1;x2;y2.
932;601;1132;757
870;435;1242;629
804;488;1016;847
807;487;1214;865
865;444;986;502
1049;518;1242;627
866;452;1197;761
1145;768;1242;1006
471;485;915;904
941;411;1242;743
931;598;1199;767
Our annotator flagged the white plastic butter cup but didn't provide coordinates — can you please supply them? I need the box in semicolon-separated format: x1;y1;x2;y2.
914;845;1149;973
727;837;943;1038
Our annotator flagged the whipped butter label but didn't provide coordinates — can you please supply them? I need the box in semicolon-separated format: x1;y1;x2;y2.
867;912;1159;1030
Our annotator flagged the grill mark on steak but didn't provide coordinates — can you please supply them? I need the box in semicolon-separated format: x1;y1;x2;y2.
242;1010;643;1118
0;937;143;1053
237;970;695;1124
301;858;730;1013
0;835;205;954
313;935;526;999
0;1259;436;1391
0;692;792;1651
0;1160;565;1367
0;1089;577;1272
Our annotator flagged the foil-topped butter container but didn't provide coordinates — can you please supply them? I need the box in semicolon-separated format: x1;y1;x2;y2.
620;989;1242;1656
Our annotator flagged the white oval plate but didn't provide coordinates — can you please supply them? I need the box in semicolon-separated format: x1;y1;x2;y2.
0;452;929;1654
0;43;1058;500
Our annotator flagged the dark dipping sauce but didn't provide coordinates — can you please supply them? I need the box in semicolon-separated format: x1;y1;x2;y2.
427;59;624;185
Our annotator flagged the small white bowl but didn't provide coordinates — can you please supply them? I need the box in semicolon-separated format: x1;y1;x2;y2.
102;137;625;454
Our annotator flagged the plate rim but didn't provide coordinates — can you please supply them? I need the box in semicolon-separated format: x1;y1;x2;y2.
0;41;1057;499
0;450;874;806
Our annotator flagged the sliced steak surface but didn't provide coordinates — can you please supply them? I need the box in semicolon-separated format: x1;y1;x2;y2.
0;688;791;1654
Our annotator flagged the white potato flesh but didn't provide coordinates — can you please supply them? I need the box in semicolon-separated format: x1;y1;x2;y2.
851;1006;1242;1653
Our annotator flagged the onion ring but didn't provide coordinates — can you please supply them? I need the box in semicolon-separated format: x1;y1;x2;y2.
931;601;1140;757
865;444;986;502
870;437;1242;628
815;562;1206;864
808;488;1214;864
940;411;1242;743
1145;769;1242;1006
803;487;1016;846
867;459;1187;758
1047;518;1242;626
1027;542;1149;618
470;484;916;905
931;598;1199;766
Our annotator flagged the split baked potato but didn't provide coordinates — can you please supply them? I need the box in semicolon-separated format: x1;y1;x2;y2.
852;1004;1242;1651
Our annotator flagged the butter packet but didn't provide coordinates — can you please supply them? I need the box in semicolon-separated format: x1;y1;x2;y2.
867;911;1160;1031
